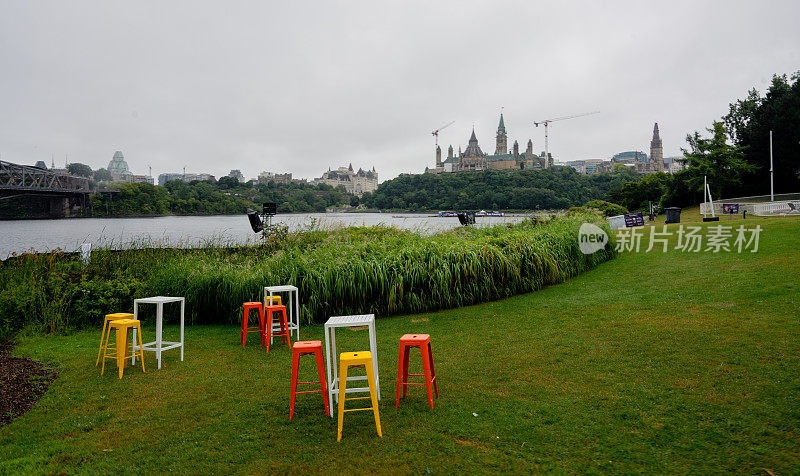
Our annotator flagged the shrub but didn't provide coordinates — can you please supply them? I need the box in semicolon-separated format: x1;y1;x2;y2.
583;200;629;217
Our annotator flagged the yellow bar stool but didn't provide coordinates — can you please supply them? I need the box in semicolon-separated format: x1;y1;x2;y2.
268;295;282;306
337;351;382;442
101;319;146;379
96;313;134;366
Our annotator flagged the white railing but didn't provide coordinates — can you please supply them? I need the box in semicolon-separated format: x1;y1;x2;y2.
752;201;800;215
701;200;800;216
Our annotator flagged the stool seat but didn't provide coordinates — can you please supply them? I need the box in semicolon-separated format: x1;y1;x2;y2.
290;341;329;419
337;351;381;441
400;333;430;343
294;340;322;350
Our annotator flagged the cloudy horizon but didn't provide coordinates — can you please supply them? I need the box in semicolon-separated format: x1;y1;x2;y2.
1;1;799;182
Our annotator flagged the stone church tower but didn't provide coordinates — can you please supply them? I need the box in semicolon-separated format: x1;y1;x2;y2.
495;113;508;155
650;123;663;172
436;145;442;167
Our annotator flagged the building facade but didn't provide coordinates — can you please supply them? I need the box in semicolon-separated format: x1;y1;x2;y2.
426;113;550;174
157;172;216;186
314;164;378;196
611;150;648;166
258;171;294;185
227;169;244;182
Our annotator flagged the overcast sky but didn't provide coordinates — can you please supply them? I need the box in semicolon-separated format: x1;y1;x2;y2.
1;1;799;182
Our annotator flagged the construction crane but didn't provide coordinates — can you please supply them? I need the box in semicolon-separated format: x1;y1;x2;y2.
431;120;455;147
534;111;599;167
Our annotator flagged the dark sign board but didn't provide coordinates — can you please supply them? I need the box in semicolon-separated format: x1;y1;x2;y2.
624;212;645;227
722;203;739;214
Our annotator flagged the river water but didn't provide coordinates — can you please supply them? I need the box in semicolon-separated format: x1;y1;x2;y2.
0;213;531;259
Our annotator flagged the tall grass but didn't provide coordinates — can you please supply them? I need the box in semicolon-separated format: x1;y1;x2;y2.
0;213;614;337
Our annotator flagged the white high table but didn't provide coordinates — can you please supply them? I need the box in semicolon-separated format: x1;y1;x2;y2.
324;314;379;418
131;296;185;369
264;285;300;342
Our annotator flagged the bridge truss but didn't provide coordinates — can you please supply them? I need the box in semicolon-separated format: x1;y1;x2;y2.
0;160;90;193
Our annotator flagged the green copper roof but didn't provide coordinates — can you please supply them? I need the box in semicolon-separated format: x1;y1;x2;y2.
487;153;517;162
498;113;505;132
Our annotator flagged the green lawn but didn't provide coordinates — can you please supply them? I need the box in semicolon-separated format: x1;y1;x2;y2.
2;212;799;474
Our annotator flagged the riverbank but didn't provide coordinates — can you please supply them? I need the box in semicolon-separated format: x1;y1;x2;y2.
0;213;534;260
0;213;613;338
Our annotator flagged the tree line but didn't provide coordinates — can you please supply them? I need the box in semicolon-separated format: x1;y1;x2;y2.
89;179;353;216
360;167;642;211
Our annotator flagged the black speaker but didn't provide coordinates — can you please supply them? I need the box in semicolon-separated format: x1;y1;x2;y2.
247;208;264;233
263;202;277;216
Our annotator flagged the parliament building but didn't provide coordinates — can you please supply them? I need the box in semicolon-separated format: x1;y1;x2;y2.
426;113;551;174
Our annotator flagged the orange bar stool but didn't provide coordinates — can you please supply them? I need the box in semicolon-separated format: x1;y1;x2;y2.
96;312;133;366
337;351;381;441
101;319;145;379
395;334;438;409
265;304;291;352
289;341;330;419
241;302;266;348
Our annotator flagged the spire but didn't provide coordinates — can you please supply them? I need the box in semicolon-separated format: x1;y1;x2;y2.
650;122;662;148
348;163;353;172
495;113;508;155
469;128;478;144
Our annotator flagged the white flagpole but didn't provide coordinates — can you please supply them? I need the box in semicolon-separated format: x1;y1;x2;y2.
770;130;774;202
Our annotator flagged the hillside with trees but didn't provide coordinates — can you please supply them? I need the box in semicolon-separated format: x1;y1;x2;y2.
361;167;642;211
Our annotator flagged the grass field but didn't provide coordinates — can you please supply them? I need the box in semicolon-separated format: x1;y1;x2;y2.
1;210;798;474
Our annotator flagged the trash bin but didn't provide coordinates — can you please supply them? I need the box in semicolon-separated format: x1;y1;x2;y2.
665;207;681;224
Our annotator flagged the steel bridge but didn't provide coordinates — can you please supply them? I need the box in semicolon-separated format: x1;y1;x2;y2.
0;160;90;193
0;160;91;218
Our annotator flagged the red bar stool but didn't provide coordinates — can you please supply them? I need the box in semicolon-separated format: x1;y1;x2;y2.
241;302;266;348
289;340;330;419
265;304;291;352
395;333;438;409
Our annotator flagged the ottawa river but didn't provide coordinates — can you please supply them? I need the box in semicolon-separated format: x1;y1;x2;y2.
0;213;532;259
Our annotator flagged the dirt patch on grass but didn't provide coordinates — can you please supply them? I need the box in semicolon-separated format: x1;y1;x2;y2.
0;340;58;427
455;438;489;451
